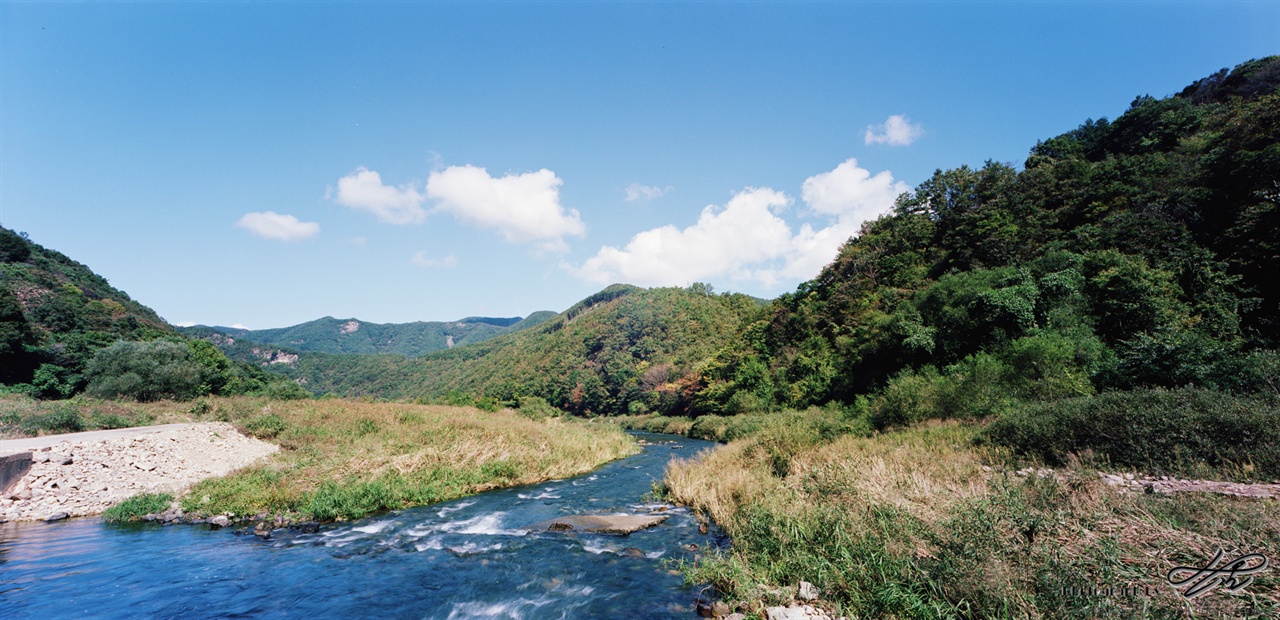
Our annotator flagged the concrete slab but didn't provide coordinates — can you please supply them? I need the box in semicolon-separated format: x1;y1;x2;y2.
524;514;669;535
1;451;33;496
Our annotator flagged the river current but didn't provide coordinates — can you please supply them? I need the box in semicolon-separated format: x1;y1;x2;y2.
0;432;724;619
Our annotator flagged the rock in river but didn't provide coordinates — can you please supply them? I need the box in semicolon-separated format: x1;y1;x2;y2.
524;514;669;535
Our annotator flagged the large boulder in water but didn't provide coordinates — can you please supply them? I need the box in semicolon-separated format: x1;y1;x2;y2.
524;514;668;535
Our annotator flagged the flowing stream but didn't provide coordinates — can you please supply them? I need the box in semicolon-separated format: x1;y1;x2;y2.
0;433;724;619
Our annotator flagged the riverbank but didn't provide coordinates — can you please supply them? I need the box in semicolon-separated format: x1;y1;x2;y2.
2;396;640;527
1;422;277;522
633;411;1280;619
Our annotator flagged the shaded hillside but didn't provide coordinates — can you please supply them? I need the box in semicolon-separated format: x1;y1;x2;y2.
190;311;555;358
264;284;763;415
692;57;1280;415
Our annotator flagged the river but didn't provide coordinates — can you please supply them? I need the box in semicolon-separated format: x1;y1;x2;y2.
0;432;724;619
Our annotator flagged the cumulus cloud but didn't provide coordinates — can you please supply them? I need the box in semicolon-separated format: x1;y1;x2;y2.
174;321;196;327
570;188;794;287
426;165;585;247
235;211;320;242
570;159;909;289
801;158;910;220
334;167;427;225
410;251;458;268
624;183;672;202
865;114;924;146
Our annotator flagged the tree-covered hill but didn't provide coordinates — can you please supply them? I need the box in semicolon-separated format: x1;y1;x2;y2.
258;284;764;415
1;226;176;388
0;226;300;400
691;56;1280;416
185;311;555;359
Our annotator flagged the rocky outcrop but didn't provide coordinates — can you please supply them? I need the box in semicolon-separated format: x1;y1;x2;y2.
0;423;278;522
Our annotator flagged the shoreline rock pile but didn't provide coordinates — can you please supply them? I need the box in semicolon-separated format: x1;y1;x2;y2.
0;422;278;523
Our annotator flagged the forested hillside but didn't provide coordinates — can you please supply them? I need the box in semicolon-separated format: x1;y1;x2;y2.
690;56;1280;417
185;311;555;358
0;226;299;401
262;284;764;415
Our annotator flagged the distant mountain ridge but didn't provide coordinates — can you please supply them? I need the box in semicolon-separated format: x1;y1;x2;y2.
186;311;556;358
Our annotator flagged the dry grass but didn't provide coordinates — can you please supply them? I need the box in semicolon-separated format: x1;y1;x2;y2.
662;418;1280;619
172;396;639;520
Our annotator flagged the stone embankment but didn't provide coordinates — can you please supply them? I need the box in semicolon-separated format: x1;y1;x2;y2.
0;422;278;523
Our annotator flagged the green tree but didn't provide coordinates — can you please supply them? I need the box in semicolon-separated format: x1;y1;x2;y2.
85;340;217;401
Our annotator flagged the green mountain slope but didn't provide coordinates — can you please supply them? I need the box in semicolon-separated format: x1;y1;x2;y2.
259;284;763;415
190;311;553;358
1;227;177;387
0;226;299;400
692;56;1280;416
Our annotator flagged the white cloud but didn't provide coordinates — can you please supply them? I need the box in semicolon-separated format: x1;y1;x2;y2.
624;183;672;202
334;167;427;225
570;159;909;289
801;157;910;219
230;323;249;330
411;251;458;268
235;211;320;242
174;321;196;327
865;114;924;146
570;188;794;287
426;165;586;248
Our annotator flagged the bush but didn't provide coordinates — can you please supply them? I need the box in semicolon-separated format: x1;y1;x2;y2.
262;380;310;401
985;387;1280;479
516;395;559;420
244;413;287;439
21;403;85;434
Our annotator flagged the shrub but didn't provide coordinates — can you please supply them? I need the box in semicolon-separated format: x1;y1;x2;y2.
985;387;1280;479
21;403;85;434
244;413;287;439
262;380;310;401
85;340;215;401
517;395;559;420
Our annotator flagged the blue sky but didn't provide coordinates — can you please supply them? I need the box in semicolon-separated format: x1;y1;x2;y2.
2;1;1276;329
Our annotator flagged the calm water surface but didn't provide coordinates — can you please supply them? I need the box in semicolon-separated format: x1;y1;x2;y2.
0;433;724;619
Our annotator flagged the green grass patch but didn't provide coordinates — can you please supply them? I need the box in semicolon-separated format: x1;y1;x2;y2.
103;493;173;523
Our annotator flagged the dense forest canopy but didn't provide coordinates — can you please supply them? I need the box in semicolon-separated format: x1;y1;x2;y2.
690;56;1280;416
